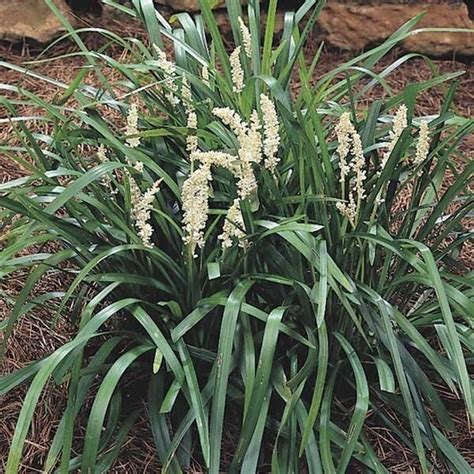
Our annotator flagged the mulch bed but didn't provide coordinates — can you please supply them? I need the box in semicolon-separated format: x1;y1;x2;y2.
1;10;473;473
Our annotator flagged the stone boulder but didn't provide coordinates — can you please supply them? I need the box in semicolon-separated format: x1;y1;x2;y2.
317;1;474;56
0;0;73;43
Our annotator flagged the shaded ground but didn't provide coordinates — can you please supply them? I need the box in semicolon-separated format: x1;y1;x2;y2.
0;11;473;473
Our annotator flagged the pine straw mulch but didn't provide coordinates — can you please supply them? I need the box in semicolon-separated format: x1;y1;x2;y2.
1;12;473;473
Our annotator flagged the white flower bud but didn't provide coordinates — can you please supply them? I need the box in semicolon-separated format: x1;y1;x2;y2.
414;120;430;167
260;94;280;174
125;102;140;149
381;104;408;170
182;165;212;251
230;47;244;93
201;65;210;87
335;112;367;225
335;112;352;183
219;198;246;248
238;17;252;58
153;44;180;107
130;177;162;247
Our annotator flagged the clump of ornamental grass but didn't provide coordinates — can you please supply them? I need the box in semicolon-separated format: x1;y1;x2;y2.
0;0;473;472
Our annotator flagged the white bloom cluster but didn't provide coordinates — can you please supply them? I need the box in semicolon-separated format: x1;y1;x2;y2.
124;105;144;172
212;107;248;144
130;178;162;247
181;164;212;251
335;112;367;226
381;104;408;170
260;94;280;174
186;112;198;155
153;45;180;107
201;65;210;87
182;100;280;254
181;75;192;104
414;120;430;168
212;106;263;198
97;144;114;191
191;150;236;171
97;144;107;163
153;45;176;76
249;110;263;162
125;103;140;149
219;198;245;248
182;150;240;253
351;131;367;201
230;46;244;93
133;161;144;173
236;160;258;199
182;76;198;155
238;17;252;58
336;196;357;226
335;112;352;183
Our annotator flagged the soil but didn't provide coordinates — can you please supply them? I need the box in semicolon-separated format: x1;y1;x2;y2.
0;10;472;473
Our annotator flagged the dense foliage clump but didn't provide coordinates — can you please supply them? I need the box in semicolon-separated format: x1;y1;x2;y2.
0;0;472;472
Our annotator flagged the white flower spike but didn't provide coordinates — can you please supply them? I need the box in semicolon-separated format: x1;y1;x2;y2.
230;46;244;93
414;120;430;168
238;17;252;58
219;198;246;249
125;103;140;149
260;94;280;174
130;178;162;247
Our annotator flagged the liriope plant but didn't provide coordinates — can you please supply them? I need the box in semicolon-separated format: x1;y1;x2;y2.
0;0;472;472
